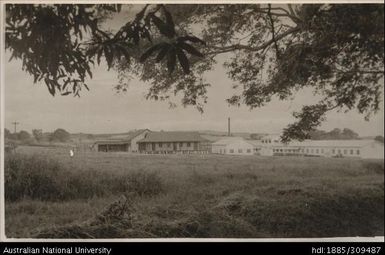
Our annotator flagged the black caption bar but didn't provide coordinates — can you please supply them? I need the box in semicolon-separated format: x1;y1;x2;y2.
0;242;384;255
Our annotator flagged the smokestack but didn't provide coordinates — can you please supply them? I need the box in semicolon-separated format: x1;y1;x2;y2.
228;117;231;136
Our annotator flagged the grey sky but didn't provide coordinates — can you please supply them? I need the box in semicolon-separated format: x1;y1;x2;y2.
3;4;384;136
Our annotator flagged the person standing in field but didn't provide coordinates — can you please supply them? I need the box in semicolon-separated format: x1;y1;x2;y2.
69;148;74;158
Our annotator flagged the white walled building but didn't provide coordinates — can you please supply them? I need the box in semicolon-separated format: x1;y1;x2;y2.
250;135;281;156
253;136;384;159
212;137;255;155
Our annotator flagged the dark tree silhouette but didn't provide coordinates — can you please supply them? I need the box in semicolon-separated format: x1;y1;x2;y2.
309;128;359;140
18;130;31;141
5;4;384;141
32;129;43;142
50;128;70;142
374;135;384;143
4;128;11;139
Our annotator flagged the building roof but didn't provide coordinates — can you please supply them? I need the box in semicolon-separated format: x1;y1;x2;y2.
277;139;380;148
248;140;263;146
212;137;254;146
138;131;207;143
94;129;149;145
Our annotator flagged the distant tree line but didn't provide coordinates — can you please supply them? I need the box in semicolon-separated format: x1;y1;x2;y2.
308;128;359;140
249;128;362;141
4;129;31;141
4;128;71;143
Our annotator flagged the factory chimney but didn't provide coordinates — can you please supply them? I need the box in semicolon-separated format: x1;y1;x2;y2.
228;117;231;136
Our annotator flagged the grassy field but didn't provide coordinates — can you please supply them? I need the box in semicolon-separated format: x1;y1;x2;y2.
4;145;384;238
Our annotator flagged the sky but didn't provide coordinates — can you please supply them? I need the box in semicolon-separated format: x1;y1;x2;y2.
2;5;384;136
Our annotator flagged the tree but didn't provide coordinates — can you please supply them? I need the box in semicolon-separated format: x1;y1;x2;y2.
341;128;359;140
4;128;11;139
32;129;43;142
5;4;384;141
18;130;31;141
309;128;359;140
374;135;384;143
50;128;70;142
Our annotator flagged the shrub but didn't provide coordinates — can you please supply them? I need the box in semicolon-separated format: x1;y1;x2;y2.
5;153;63;201
363;161;384;175
4;153;163;201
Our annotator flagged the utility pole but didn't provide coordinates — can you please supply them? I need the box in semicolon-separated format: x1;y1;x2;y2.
228;117;231;136
11;121;19;133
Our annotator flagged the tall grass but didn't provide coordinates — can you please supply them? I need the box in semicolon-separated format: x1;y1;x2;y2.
4;149;384;238
4;153;163;201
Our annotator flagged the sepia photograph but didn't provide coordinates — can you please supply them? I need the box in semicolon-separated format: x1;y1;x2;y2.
1;2;384;241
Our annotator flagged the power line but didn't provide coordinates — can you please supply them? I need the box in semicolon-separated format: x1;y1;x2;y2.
11;121;19;133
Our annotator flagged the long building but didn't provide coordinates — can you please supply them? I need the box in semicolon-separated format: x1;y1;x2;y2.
137;131;210;154
253;136;384;159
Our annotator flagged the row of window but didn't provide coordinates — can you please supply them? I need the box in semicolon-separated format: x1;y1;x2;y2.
261;139;280;144
157;142;192;148
331;148;360;155
273;148;299;153
302;148;324;154
219;148;252;154
272;147;360;155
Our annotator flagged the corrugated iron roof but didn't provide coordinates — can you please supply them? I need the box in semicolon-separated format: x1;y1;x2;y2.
94;129;148;145
249;139;380;148
285;139;379;147
212;137;255;146
94;140;131;145
138;131;207;143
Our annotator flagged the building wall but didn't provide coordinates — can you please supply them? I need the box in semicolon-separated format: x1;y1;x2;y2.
130;130;150;152
226;141;254;155
97;143;129;152
272;146;302;156
252;140;383;159
271;145;362;158
259;147;274;156
139;141;209;153
299;146;362;158
211;144;226;154
361;143;384;159
212;141;254;155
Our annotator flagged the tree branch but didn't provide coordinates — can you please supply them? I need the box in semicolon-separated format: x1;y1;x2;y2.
256;6;302;24
267;4;280;59
207;26;300;55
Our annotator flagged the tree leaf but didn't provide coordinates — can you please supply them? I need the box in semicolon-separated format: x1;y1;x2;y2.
96;47;103;65
150;13;175;38
142;28;152;43
44;78;55;96
104;45;114;70
155;44;170;62
177;36;206;45
135;5;148;21
133;25;140;45
140;43;166;63
114;43;131;62
167;47;176;74
86;45;99;58
176;48;190;74
162;6;175;36
177;42;204;57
